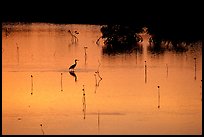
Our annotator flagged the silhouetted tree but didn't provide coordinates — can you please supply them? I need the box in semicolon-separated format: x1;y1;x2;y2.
101;24;144;54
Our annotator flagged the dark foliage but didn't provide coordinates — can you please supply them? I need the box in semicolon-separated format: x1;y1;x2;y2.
101;25;144;54
100;18;202;54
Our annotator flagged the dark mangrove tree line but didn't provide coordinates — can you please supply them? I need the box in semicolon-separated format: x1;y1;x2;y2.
100;15;202;54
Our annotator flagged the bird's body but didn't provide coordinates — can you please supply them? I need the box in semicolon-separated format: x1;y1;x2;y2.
69;59;79;71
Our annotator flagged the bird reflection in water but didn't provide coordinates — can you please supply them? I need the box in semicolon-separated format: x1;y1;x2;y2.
82;85;86;119
69;71;77;82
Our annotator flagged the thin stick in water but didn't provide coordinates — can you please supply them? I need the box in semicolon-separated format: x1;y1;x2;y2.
17;43;19;64
68;30;78;45
82;85;86;119
98;111;100;133
94;73;98;93
166;64;168;78
94;72;102;94
158;86;160;108
135;50;137;64
145;61;147;83
84;46;88;56
31;75;33;95
61;73;63;91
201;80;202;101
194;57;196;80
96;60;102;80
40;124;45;135
84;47;88;65
96;71;102;80
97;60;101;72
96;36;102;45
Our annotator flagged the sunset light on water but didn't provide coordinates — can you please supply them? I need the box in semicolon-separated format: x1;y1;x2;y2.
2;23;202;135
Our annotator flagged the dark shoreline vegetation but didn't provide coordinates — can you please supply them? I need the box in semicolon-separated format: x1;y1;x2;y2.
100;23;202;55
2;14;202;55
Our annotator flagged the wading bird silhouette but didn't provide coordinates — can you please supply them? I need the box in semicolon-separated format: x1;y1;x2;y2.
69;59;79;71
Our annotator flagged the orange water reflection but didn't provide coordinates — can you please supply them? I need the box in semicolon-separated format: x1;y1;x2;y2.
2;23;202;135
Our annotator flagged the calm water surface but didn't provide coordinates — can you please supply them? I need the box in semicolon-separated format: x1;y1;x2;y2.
2;23;202;135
